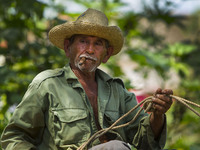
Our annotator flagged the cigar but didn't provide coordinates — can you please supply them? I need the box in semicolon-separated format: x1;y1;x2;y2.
79;57;86;65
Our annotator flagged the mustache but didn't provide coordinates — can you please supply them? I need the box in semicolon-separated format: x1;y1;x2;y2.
79;54;97;61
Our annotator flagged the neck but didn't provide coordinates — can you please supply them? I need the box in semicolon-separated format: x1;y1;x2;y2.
70;65;96;84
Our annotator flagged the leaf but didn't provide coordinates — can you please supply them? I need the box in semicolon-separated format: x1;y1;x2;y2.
166;43;196;56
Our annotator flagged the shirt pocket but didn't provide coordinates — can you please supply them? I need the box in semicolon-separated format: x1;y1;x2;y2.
51;108;90;147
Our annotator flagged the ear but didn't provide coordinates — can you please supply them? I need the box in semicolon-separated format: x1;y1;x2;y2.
102;47;114;63
64;39;70;57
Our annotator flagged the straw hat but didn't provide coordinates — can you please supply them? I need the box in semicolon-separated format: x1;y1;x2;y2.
48;8;124;55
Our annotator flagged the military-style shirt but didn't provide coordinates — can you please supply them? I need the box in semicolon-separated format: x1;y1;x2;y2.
1;64;166;150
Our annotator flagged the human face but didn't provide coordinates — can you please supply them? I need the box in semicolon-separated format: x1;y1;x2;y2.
65;35;113;73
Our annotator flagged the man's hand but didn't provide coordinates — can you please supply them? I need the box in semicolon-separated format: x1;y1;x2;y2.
152;88;173;115
150;88;173;139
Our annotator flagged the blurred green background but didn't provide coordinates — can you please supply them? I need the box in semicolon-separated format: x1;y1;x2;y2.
0;0;200;149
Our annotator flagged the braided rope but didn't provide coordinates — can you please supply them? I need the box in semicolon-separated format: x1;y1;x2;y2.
170;95;200;117
77;95;200;150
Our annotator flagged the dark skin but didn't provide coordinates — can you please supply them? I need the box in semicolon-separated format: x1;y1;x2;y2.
151;88;173;139
64;34;173;141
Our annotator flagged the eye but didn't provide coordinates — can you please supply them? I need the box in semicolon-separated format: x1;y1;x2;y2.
80;39;86;43
95;40;103;46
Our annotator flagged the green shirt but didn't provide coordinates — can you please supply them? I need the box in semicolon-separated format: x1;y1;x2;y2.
1;64;166;150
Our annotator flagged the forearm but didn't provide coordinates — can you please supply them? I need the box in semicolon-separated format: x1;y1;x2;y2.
150;113;165;140
1;141;36;150
131;115;167;149
1;126;37;150
150;88;173;139
1;105;45;150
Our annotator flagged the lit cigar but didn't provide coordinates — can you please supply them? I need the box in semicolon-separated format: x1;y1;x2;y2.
79;57;86;65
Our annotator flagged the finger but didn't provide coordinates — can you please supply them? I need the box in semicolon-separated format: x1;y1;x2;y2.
153;103;166;114
155;94;172;105
152;97;171;110
162;89;173;95
155;88;162;94
153;98;171;110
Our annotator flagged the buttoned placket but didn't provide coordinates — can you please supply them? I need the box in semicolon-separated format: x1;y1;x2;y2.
71;80;100;137
96;78;110;129
82;89;99;133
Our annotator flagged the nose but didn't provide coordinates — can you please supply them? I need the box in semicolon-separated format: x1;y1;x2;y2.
86;44;95;54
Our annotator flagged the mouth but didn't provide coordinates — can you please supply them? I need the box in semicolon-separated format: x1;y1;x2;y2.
79;55;97;65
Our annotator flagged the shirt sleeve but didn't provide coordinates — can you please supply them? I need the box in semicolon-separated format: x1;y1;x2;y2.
0;83;46;150
122;88;167;150
132;115;167;150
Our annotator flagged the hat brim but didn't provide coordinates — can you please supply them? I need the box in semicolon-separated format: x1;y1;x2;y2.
48;22;124;55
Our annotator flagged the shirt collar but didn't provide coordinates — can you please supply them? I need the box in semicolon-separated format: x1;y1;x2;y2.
63;63;113;83
63;64;78;81
96;68;112;82
63;64;81;88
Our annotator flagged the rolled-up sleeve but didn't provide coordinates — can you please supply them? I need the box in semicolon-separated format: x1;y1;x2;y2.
132;114;167;150
122;88;167;150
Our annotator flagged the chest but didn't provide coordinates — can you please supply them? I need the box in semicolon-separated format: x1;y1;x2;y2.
83;85;98;115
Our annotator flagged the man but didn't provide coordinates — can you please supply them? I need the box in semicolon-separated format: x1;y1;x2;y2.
1;8;173;150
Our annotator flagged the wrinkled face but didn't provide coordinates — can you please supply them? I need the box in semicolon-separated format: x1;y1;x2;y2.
64;35;113;73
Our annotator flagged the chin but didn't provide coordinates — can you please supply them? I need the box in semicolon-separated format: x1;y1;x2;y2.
78;65;98;73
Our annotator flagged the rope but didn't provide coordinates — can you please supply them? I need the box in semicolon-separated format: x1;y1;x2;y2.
170;95;200;117
77;95;200;150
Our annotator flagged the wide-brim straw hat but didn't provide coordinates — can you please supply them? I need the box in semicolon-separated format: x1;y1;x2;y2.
48;8;124;55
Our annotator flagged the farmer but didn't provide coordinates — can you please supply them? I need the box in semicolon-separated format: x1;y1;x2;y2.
1;8;173;150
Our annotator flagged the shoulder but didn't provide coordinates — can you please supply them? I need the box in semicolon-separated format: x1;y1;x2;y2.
31;68;64;88
110;77;125;88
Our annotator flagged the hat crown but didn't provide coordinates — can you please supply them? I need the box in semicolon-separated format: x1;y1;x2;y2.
75;8;108;26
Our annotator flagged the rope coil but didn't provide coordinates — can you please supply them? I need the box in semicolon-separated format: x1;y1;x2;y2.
77;95;200;150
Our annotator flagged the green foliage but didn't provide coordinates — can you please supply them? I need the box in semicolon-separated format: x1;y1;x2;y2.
0;0;200;149
141;0;186;28
166;102;200;150
127;48;170;78
117;12;140;39
0;0;67;142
